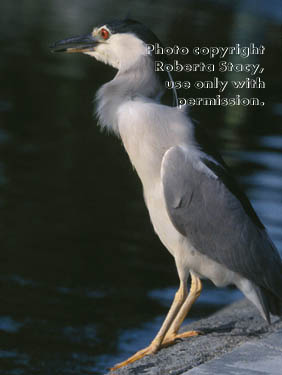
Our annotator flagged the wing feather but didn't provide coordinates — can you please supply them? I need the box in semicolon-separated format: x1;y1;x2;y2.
161;145;282;297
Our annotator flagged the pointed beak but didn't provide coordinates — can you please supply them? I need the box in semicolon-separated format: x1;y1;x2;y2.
50;33;99;53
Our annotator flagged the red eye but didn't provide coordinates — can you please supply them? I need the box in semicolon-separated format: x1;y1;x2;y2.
100;28;109;40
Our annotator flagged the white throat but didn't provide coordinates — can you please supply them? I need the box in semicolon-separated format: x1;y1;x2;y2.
95;54;163;134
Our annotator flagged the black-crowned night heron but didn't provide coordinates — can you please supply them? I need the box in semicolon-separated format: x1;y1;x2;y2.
51;19;282;370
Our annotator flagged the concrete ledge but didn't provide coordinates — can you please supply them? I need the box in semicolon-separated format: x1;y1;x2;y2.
108;299;282;375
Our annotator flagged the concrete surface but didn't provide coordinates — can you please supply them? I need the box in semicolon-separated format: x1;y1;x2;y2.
185;330;282;374
108;299;282;375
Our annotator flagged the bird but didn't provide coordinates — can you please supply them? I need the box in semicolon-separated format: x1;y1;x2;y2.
51;19;282;370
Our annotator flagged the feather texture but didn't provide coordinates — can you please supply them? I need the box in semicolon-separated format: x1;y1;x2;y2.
162;145;282;303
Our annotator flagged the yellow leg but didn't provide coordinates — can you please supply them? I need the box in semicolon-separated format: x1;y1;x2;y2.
164;273;202;343
111;279;188;371
110;273;202;371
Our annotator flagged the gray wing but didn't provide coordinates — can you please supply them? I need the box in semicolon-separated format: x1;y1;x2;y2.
161;145;282;295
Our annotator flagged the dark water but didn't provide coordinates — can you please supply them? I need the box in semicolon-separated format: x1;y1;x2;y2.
0;1;282;374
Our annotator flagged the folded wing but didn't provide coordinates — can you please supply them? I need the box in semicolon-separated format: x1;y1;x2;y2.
161;145;282;298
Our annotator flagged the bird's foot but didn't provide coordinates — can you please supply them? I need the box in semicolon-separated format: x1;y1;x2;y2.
110;330;201;371
110;344;156;371
163;329;201;346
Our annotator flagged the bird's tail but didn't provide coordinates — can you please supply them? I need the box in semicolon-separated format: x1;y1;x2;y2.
256;281;282;323
258;237;282;322
264;288;282;318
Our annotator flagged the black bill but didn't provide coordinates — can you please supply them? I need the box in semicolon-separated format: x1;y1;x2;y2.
50;33;98;53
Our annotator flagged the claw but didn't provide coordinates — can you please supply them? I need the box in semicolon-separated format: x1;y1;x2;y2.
110;345;153;371
110;330;201;371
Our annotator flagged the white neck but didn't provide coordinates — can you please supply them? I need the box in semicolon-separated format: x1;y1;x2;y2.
95;55;163;134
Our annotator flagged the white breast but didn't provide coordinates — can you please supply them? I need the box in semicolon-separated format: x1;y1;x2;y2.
117;99;187;255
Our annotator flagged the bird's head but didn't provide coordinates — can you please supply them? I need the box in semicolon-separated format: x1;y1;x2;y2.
50;19;161;72
51;19;178;106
